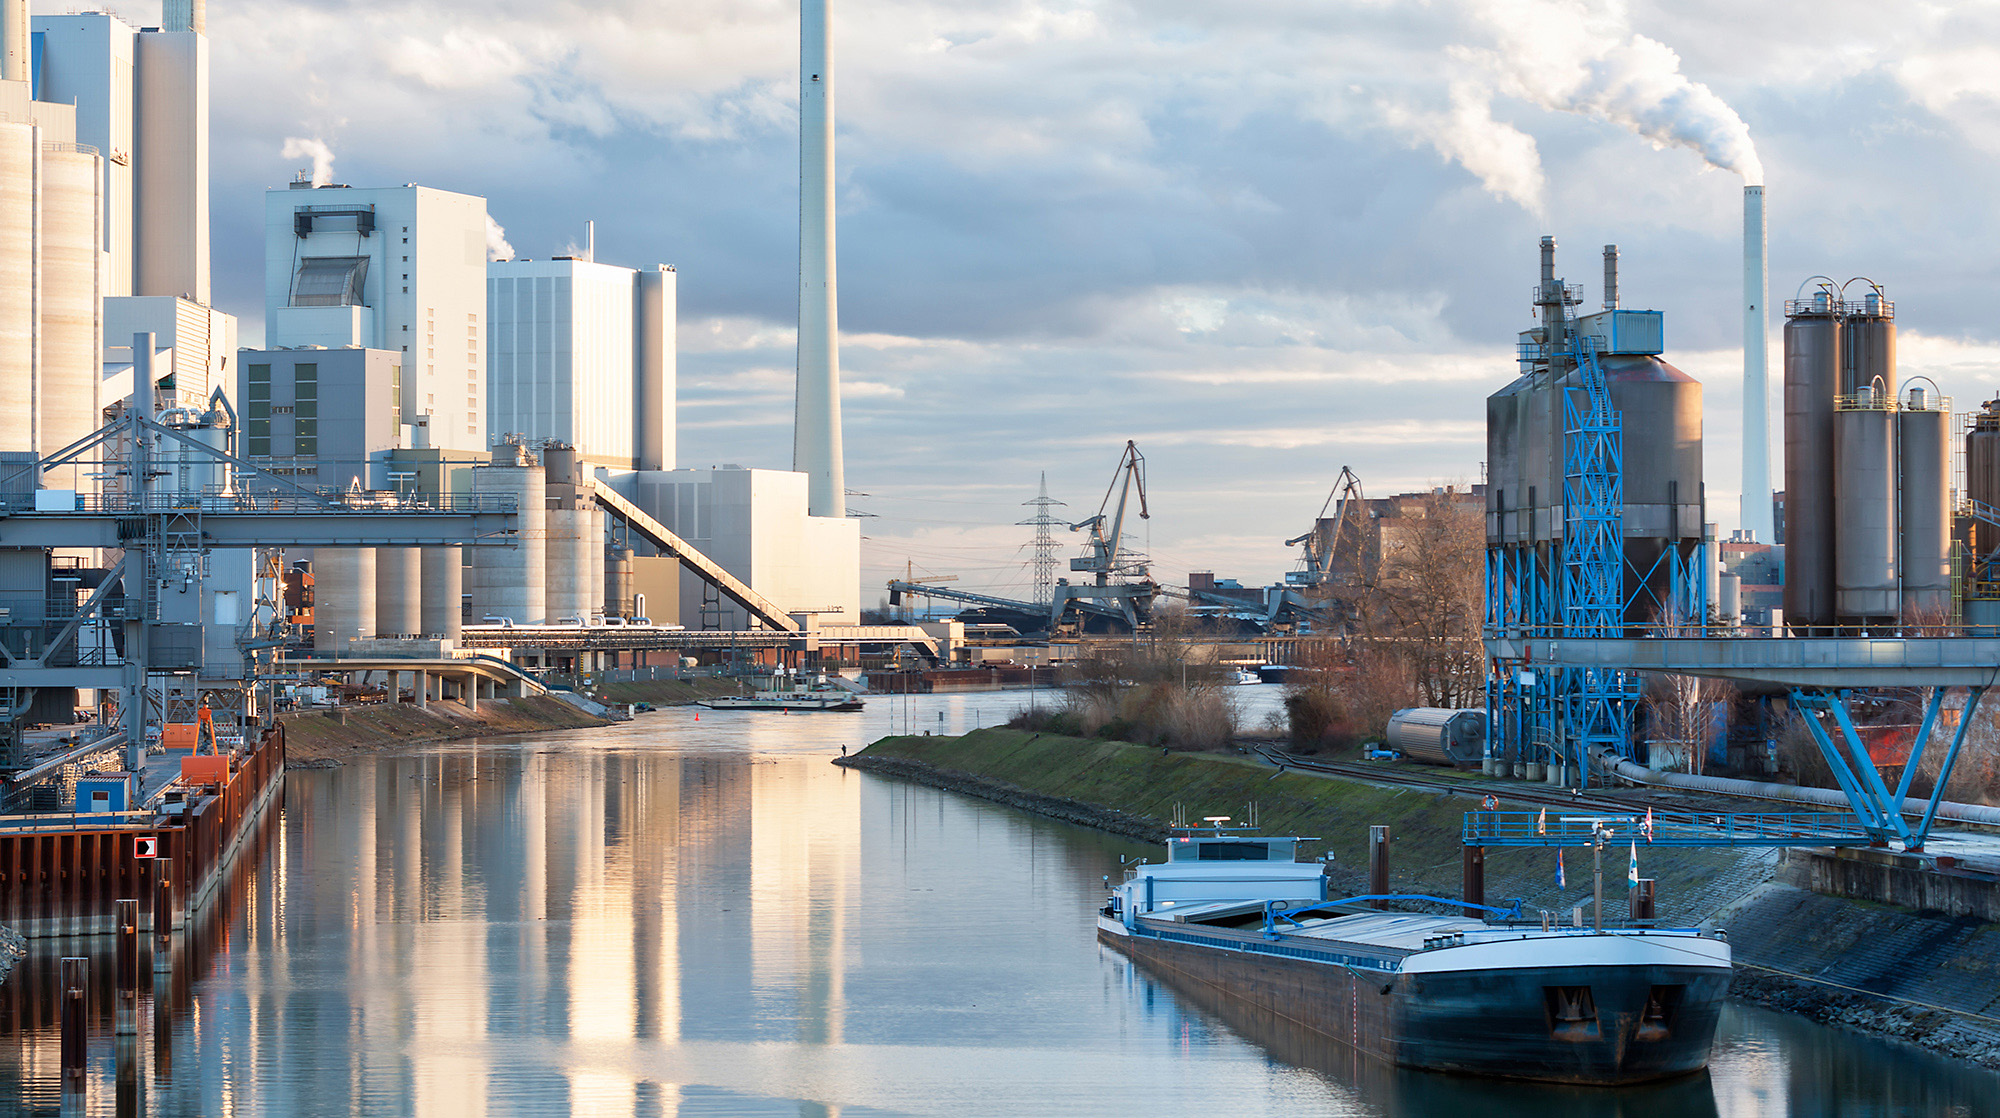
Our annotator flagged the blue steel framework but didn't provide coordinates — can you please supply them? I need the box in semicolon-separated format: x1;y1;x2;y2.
1787;686;1989;849
1485;338;1706;786
1463;811;1871;848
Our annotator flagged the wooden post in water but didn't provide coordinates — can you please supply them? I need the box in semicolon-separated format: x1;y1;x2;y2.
1461;845;1485;917
1592;833;1605;933
61;957;88;1083
115;899;138;1035
1368;826;1390;909
153;871;173;972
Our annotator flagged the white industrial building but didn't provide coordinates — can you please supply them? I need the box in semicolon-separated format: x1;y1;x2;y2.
609;466;859;630
487;257;675;471
105;297;234;409
264;182;490;452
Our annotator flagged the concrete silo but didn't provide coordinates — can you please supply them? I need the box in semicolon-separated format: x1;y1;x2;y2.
471;441;545;626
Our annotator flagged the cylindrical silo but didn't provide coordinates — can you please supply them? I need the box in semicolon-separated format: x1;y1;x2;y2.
312;549;376;653
471;446;546;626
584;504;604;621
1834;404;1898;620
1844;295;1896;399
606;547;635;619
545;503;585;623
1783;306;1842;627
1966;401;2000;595
38;145;102;475
1719;572;1742;623
0;124;31;456
1587;354;1703;625
375;548;421;638
1898;392;1951;620
421;547;463;640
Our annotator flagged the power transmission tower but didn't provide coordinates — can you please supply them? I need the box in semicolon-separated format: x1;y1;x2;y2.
1019;473;1066;607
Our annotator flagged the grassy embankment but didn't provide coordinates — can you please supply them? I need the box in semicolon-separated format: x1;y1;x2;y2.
848;729;1771;927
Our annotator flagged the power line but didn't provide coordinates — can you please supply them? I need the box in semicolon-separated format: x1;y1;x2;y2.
1018;471;1067;608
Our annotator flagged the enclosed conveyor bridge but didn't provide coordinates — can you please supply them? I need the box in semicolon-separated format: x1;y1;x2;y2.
588;480;800;633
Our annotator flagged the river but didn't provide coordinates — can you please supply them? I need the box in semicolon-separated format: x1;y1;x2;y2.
0;688;1993;1116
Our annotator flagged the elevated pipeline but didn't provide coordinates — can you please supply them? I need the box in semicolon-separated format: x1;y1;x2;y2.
1592;749;2000;828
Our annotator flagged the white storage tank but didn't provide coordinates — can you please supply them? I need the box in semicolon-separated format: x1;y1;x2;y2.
471;443;546;626
375;548;421;638
545;504;586;621
1385;708;1487;768
312;549;376;653
421;546;462;640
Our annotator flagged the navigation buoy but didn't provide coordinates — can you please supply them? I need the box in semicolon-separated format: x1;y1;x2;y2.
694;713;700;721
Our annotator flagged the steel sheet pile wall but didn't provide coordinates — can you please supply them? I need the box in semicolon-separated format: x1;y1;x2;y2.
1783;286;1947;626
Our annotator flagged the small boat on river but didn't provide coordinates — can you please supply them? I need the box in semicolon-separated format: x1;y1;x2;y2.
1097;824;1730;1085
698;670;865;712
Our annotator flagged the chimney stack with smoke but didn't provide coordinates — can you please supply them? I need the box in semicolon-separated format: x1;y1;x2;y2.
1742;185;1772;542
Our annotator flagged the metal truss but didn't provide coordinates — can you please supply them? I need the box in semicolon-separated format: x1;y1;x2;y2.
1787;686;1989;850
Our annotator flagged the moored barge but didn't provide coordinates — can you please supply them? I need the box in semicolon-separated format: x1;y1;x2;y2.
1098;826;1730;1085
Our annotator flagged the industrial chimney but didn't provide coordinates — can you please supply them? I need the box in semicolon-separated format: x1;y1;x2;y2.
793;0;845;519
1742;185;1773;542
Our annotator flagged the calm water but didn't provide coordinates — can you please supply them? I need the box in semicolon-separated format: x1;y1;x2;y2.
0;689;1994;1116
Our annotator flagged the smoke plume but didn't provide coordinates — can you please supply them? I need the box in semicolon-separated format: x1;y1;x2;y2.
485;214;516;262
281;137;335;187
1392;0;1763;210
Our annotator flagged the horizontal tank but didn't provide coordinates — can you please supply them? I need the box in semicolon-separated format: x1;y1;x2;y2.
1386;708;1487;768
1833;405;1897;619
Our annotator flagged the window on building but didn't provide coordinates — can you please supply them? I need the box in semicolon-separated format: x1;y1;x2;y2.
391;365;403;426
246;364;271;456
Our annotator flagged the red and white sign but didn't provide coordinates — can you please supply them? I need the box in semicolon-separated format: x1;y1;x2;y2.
134;837;159;859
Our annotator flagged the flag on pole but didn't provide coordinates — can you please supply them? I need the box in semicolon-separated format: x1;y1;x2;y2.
1629;841;1639;887
1536;808;1547;836
1557;849;1566;889
1642;807;1655;843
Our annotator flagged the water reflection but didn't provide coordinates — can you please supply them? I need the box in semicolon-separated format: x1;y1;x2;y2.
0;692;1988;1115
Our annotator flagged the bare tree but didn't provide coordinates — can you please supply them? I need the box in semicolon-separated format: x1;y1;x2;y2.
1362;490;1485;709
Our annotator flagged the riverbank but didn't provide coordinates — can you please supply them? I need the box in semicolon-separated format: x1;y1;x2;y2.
280;695;611;765
838;729;2000;1070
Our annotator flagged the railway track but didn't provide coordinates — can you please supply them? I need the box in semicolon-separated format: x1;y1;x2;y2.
1250;746;1650;816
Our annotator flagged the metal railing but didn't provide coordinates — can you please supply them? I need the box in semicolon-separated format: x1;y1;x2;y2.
0;490;517;515
1463;810;1872;848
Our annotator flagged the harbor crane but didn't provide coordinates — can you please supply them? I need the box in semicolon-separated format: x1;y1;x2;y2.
1054;441;1157;630
1286;465;1368;588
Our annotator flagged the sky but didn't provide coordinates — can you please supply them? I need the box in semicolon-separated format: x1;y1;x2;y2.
92;0;2000;602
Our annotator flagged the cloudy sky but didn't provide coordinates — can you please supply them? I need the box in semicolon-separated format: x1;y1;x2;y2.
140;0;2000;600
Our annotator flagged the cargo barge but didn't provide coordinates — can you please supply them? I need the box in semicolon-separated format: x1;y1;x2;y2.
1098;825;1729;1085
0;724;286;937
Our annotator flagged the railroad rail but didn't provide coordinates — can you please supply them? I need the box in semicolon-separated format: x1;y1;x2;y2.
1250;747;1642;815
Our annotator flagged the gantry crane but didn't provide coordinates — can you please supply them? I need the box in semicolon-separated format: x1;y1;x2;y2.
1051;441;1157;630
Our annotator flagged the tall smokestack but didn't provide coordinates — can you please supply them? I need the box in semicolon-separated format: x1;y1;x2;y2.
794;0;845;519
1742;185;1773;542
1602;244;1619;310
1;0;27;81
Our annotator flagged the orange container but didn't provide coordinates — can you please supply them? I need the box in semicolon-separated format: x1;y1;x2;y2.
161;723;198;750
180;755;230;787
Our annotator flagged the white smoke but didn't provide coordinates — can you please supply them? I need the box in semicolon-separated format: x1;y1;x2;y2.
485;214;516;262
1391;0;1763;210
281;137;335;187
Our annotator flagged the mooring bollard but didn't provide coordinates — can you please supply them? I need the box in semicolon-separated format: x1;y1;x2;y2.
115;899;138;1035
153;873;173;973
1368;825;1391;909
1629;878;1657;924
61;956;88;1082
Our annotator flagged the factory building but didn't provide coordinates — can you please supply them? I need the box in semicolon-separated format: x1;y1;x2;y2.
238;347;406;490
609;466;860;630
105;296;235;408
264;182;490;452
487;257;675;471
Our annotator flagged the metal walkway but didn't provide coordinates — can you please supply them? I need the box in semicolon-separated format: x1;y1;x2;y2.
1487;634;2000;688
1463;810;1873;848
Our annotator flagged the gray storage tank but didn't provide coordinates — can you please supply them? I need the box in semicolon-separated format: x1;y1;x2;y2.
1783;298;1841;627
1899;386;1951;619
1833;393;1898;619
1386;708;1488;768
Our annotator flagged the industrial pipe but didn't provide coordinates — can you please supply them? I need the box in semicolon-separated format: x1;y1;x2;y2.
1592;749;2000;827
